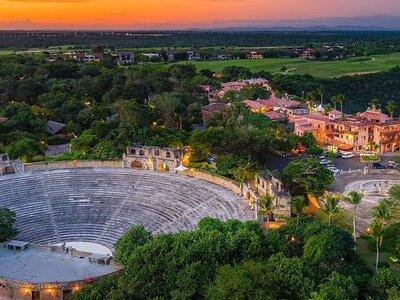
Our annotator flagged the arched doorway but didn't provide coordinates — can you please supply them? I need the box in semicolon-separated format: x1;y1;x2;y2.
157;161;169;171
130;161;142;169
2;166;15;175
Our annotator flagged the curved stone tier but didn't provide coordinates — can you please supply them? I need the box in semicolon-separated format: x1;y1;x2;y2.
0;168;254;248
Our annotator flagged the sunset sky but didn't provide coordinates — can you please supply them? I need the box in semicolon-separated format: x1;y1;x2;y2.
0;0;400;30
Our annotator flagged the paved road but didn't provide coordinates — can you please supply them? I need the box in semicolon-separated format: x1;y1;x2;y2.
333;156;397;171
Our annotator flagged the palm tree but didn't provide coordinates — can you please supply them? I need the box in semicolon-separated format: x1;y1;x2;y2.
370;200;391;246
368;199;393;273
338;94;345;113
258;194;275;228
321;193;341;226
385;101;398;118
291;195;307;226
330;95;339;110
368;98;381;109
331;94;345;112
369;220;384;273
344;191;363;242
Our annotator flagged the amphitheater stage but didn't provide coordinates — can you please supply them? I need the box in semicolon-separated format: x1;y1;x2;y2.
0;168;254;248
0;246;119;283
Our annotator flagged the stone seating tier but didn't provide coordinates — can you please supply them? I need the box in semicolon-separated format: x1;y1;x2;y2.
0;168;254;248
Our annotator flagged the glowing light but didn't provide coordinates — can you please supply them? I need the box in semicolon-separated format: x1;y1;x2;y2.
72;285;81;292
21;287;31;295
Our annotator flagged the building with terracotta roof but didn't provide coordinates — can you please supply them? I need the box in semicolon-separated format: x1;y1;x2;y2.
290;107;400;153
208;78;269;103
244;94;308;118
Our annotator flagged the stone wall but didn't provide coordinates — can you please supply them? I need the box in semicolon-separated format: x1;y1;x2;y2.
0;154;24;175
183;169;242;195
25;160;123;171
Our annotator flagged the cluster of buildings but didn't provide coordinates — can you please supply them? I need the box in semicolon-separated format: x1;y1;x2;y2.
66;51;135;65
291;107;400;154
200;77;400;154
200;78;270;122
246;94;400;154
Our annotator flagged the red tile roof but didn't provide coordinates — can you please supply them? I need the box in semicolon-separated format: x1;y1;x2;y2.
263;111;286;121
358;109;391;122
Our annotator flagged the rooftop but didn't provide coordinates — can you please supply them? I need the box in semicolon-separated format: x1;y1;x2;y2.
0;246;120;284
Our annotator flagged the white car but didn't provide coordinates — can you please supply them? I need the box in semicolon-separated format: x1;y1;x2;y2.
328;166;341;174
320;159;330;165
340;152;355;159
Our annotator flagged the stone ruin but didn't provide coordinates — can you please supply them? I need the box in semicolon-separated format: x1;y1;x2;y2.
122;145;185;172
0;154;24;175
242;170;291;220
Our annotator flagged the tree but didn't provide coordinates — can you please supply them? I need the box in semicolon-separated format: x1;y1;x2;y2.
369;98;381;109
303;226;354;266
291;195;307;227
208;254;316;300
369;199;397;274
257;194;276;227
149;93;182;128
374;267;400;298
70;132;100;153
312;272;358;300
319;193;342;226
386;101;398;118
115;226;152;265
331;94;345;112
369;220;384;273
0;208;18;242
282;158;334;198
7;137;43;161
345;191;363;242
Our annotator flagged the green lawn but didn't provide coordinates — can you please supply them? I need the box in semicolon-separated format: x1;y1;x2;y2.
192;53;400;78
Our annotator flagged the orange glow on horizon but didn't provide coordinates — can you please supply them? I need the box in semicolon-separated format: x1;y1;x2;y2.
0;0;398;30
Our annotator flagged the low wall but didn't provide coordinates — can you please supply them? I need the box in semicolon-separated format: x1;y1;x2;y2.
184;169;242;195
25;160;123;171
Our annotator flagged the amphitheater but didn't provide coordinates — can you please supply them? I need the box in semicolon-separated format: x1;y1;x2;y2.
0;168;254;249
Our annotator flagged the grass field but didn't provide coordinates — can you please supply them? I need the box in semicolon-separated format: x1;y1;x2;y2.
192;52;400;78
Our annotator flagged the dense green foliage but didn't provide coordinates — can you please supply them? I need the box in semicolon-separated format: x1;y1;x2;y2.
71;217;382;300
0;207;18;242
281;158;334;197
0;56;211;161
3;31;400;52
270;66;400;113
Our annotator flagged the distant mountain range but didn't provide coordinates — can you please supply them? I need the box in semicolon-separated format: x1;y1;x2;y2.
191;15;400;31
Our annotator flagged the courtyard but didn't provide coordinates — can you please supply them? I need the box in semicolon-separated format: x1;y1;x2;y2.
333;171;400;233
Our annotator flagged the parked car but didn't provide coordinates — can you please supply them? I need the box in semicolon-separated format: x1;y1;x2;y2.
320;159;330;165
372;162;385;169
360;152;376;157
340;151;355;159
327;166;341;174
387;161;397;169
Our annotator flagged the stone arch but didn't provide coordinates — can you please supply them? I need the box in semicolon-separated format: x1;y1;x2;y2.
130;161;143;169
157;161;169;171
2;166;15;175
245;191;251;201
